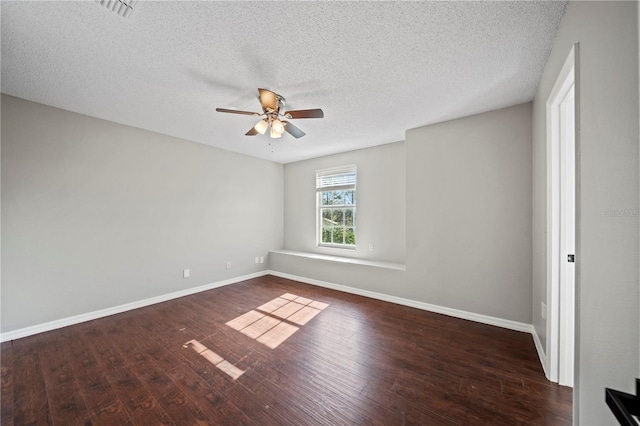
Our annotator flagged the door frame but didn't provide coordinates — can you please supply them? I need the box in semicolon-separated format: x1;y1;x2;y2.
546;44;577;387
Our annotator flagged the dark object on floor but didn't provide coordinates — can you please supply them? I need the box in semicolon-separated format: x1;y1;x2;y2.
606;378;640;426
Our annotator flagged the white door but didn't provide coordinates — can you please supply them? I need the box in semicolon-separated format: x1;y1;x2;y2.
558;83;575;387
546;45;576;387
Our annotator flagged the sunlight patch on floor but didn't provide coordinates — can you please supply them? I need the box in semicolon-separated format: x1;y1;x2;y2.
225;294;329;349
183;339;245;380
226;310;264;330
256;322;299;349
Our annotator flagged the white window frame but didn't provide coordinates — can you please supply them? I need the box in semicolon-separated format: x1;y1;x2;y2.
316;165;357;249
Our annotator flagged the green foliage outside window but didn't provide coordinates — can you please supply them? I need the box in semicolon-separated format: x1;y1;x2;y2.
320;192;356;246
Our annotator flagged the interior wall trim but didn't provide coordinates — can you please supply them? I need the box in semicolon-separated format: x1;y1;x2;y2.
1;269;539;365
268;270;534;333
0;271;269;343
532;326;548;378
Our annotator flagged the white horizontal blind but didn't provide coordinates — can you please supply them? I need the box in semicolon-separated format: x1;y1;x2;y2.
316;165;357;192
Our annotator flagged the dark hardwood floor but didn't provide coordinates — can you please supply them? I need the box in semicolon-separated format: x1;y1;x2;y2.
1;275;572;425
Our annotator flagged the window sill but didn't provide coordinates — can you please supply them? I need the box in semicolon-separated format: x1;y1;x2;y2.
270;249;406;271
317;244;356;250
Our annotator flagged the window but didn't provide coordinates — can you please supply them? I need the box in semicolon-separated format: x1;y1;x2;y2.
316;165;356;248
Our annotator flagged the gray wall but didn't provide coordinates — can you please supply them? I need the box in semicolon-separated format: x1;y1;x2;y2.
1;95;284;333
274;142;407;297
283;142;406;263
276;103;533;324
406;103;533;324
531;2;639;424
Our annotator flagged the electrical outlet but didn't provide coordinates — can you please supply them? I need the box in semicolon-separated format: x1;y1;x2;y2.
541;301;547;320
183;269;190;278
255;257;259;264
259;256;264;263
368;243;374;251
226;261;231;270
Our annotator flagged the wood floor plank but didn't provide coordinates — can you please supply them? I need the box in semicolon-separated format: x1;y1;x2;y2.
156;387;211;426
107;364;144;393
1;342;15;426
38;335;91;426
165;363;232;420
223;382;297;426
1;275;572;425
90;399;134;425
123;393;174;425
43;381;92;426
249;378;331;426
12;343;52;426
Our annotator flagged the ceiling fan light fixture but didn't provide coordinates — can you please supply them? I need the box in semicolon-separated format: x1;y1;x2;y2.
254;119;268;135
270;125;282;138
217;88;324;140
272;118;285;135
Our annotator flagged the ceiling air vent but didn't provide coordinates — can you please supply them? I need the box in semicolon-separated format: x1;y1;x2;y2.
95;0;138;19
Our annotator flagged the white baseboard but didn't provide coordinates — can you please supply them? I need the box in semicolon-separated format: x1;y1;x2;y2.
1;269;540;365
531;326;548;377
267;270;533;333
0;271;269;343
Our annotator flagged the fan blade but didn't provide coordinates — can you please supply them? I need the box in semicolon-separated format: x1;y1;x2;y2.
258;88;279;111
284;108;324;119
245;127;259;136
216;108;261;116
283;121;305;138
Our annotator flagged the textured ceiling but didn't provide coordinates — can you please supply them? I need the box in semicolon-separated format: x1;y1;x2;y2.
1;1;566;164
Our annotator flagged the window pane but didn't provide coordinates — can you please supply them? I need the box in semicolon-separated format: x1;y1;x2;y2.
322;209;332;225
332;209;344;226
322;228;332;243
321;191;332;206
345;228;356;245
332;190;344;205
332;227;344;245
317;167;357;248
344;191;354;205
344;209;354;226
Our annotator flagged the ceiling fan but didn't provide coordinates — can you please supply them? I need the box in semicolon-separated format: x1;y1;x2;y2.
216;88;324;139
